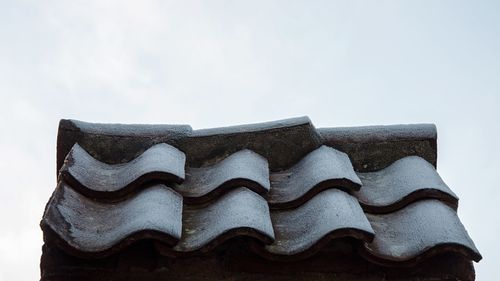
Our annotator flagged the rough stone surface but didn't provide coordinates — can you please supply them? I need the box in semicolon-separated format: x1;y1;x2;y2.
56;119;192;174
41;242;476;281
319;124;437;172
181;116;322;170
57;118;437;173
320;124;437;142
356;156;458;213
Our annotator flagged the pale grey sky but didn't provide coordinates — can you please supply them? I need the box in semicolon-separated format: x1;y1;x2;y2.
1;1;499;280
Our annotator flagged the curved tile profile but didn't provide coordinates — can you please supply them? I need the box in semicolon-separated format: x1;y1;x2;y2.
266;146;362;209
361;200;482;266
60;143;186;199
159;187;274;256
174;150;270;204
56;119;192;172
356;156;458;213
255;189;374;261
41;182;183;258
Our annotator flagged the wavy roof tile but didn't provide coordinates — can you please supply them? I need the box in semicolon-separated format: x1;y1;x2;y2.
175;149;270;204
362;200;481;266
266;145;361;209
263;189;373;259
41;182;182;258
60;143;185;199
355;156;458;213
41;117;481;281
169;187;274;254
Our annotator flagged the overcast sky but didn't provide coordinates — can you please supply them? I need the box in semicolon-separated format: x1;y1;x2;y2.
1;1;499;280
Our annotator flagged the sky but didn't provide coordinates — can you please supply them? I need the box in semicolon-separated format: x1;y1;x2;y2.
0;0;499;280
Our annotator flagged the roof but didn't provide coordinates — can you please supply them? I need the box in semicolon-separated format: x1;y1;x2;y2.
40;117;481;281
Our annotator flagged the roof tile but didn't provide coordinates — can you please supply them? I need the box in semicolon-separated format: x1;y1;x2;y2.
41;183;183;258
175;149;270;204
42;117;481;278
362;199;481;266
60;143;185;199
263;189;373;259
266;146;361;209
164;187;274;255
356;156;458;213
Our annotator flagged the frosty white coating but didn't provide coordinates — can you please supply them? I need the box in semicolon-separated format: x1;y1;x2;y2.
63;143;185;193
318;124;437;142
365;199;481;262
267;145;361;205
44;117;481;268
70;119;192;136
174;187;275;252
191;116;312;137
356;156;457;208
175;149;270;198
43;183;183;253
266;189;374;256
